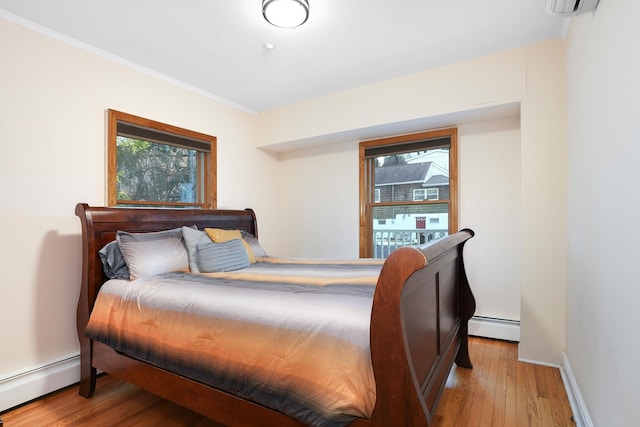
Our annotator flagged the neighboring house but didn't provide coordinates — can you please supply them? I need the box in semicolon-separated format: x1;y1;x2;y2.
373;161;449;255
375;161;449;204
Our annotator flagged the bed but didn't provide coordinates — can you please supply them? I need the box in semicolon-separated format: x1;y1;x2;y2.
75;203;476;427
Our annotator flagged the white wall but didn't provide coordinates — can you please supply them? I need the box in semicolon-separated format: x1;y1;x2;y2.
565;1;640;426
0;15;279;410
260;40;567;365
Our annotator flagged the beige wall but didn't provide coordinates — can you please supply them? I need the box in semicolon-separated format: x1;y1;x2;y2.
259;39;568;365
518;39;568;364
565;1;640;425
275;141;361;258
0;15;279;406
257;49;524;150
459;117;522;322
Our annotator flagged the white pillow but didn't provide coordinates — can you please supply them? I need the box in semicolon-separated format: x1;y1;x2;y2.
240;230;268;258
116;228;190;279
181;226;213;273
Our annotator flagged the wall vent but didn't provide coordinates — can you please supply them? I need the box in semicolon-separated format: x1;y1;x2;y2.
546;0;600;16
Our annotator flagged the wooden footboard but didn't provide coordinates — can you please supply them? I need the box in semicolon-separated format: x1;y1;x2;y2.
75;203;474;427
369;229;475;426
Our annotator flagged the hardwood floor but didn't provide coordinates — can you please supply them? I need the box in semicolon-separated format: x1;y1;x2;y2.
432;337;575;427
0;337;574;426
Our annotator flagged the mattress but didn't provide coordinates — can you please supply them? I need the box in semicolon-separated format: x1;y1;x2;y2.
85;257;384;427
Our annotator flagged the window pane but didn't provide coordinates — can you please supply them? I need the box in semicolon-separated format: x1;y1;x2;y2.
374;148;449;203
371;204;449;258
116;136;199;204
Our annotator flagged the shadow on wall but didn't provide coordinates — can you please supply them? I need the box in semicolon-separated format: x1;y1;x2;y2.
34;228;82;383
519;296;564;366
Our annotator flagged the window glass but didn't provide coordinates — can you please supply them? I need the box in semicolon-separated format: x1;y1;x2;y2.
116;137;200;205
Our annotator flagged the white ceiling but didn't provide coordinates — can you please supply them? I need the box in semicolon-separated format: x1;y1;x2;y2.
0;0;565;113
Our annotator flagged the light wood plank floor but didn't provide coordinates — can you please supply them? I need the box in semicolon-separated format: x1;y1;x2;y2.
432;337;575;427
0;337;575;426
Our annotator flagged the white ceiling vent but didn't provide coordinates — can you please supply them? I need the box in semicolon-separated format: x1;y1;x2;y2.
546;0;600;16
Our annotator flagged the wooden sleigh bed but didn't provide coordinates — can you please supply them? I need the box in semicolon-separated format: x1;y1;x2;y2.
75;203;476;427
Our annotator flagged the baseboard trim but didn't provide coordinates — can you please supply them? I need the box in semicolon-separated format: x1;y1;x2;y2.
560;352;593;427
469;315;520;342
0;353;80;413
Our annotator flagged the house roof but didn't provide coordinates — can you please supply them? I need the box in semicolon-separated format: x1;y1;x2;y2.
375;162;450;187
425;175;449;186
375;162;430;186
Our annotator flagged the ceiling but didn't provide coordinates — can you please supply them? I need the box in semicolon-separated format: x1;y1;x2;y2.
0;0;565;113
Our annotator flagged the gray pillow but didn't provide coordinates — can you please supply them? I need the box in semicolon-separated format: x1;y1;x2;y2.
196;238;250;273
240;230;268;258
98;240;130;279
116;228;190;279
182;226;213;273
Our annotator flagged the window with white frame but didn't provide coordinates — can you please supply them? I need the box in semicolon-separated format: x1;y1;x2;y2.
413;188;439;201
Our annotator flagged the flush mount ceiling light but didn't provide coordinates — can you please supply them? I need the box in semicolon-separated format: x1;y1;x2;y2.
262;0;309;29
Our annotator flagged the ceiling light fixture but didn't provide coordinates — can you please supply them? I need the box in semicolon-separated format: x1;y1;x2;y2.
262;0;309;29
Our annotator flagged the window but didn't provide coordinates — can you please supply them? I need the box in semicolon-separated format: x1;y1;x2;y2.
359;128;458;258
107;109;217;208
413;188;439;201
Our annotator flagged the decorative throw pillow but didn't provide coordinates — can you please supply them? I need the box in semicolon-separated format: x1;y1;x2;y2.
98;240;130;279
240;230;268;258
196;238;250;273
204;228;256;263
116;228;190;279
181;226;213;273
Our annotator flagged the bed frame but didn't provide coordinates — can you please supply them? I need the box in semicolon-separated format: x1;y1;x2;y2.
75;203;476;426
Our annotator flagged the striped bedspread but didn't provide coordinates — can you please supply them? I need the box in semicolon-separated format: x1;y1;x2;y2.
85;257;384;427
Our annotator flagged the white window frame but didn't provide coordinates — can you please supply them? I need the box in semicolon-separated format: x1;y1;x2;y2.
413;188;439;201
